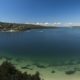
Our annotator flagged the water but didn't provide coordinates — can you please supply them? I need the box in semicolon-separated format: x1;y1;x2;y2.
0;28;80;63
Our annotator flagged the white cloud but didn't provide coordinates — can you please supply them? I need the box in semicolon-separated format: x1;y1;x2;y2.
44;22;49;25
25;22;80;27
36;22;40;25
68;22;73;25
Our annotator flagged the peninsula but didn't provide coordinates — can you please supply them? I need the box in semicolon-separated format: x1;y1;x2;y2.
0;22;56;32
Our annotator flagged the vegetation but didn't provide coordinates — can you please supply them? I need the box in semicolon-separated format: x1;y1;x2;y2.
0;61;41;80
0;22;56;32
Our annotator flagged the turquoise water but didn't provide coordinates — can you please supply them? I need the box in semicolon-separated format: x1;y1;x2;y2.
0;28;80;64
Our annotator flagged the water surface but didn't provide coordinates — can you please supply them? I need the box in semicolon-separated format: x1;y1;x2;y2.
0;28;80;63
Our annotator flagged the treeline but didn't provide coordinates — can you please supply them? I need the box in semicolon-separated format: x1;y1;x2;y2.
0;61;41;80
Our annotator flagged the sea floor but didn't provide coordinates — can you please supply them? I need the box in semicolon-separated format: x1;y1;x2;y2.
0;55;80;80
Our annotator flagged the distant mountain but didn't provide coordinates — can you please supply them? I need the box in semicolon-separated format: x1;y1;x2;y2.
0;22;56;32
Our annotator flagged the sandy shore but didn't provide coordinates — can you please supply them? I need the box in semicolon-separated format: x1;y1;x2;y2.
0;56;80;80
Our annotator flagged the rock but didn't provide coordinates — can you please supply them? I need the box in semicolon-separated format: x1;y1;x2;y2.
65;70;76;75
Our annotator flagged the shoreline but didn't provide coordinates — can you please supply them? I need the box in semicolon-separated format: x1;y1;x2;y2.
0;21;78;32
0;56;80;80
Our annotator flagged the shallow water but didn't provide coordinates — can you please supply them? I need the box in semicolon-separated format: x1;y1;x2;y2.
0;28;80;64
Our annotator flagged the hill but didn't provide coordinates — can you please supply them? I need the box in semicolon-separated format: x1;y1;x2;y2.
0;22;56;32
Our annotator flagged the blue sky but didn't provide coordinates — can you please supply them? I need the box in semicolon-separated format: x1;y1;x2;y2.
0;0;80;23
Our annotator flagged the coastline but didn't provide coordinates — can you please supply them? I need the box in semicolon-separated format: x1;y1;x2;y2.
0;22;57;32
0;56;80;80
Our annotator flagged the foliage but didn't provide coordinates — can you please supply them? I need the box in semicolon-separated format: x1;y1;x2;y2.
0;61;41;80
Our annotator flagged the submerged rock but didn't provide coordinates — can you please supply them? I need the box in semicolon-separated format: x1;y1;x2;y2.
33;63;46;68
21;66;33;70
65;70;76;75
51;70;55;73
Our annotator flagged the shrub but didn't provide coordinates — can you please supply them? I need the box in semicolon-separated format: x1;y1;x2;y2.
0;61;41;80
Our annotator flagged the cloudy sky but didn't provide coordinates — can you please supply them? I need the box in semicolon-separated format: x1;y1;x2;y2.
0;0;80;25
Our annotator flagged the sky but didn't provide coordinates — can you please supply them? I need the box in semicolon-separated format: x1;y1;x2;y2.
0;0;80;24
